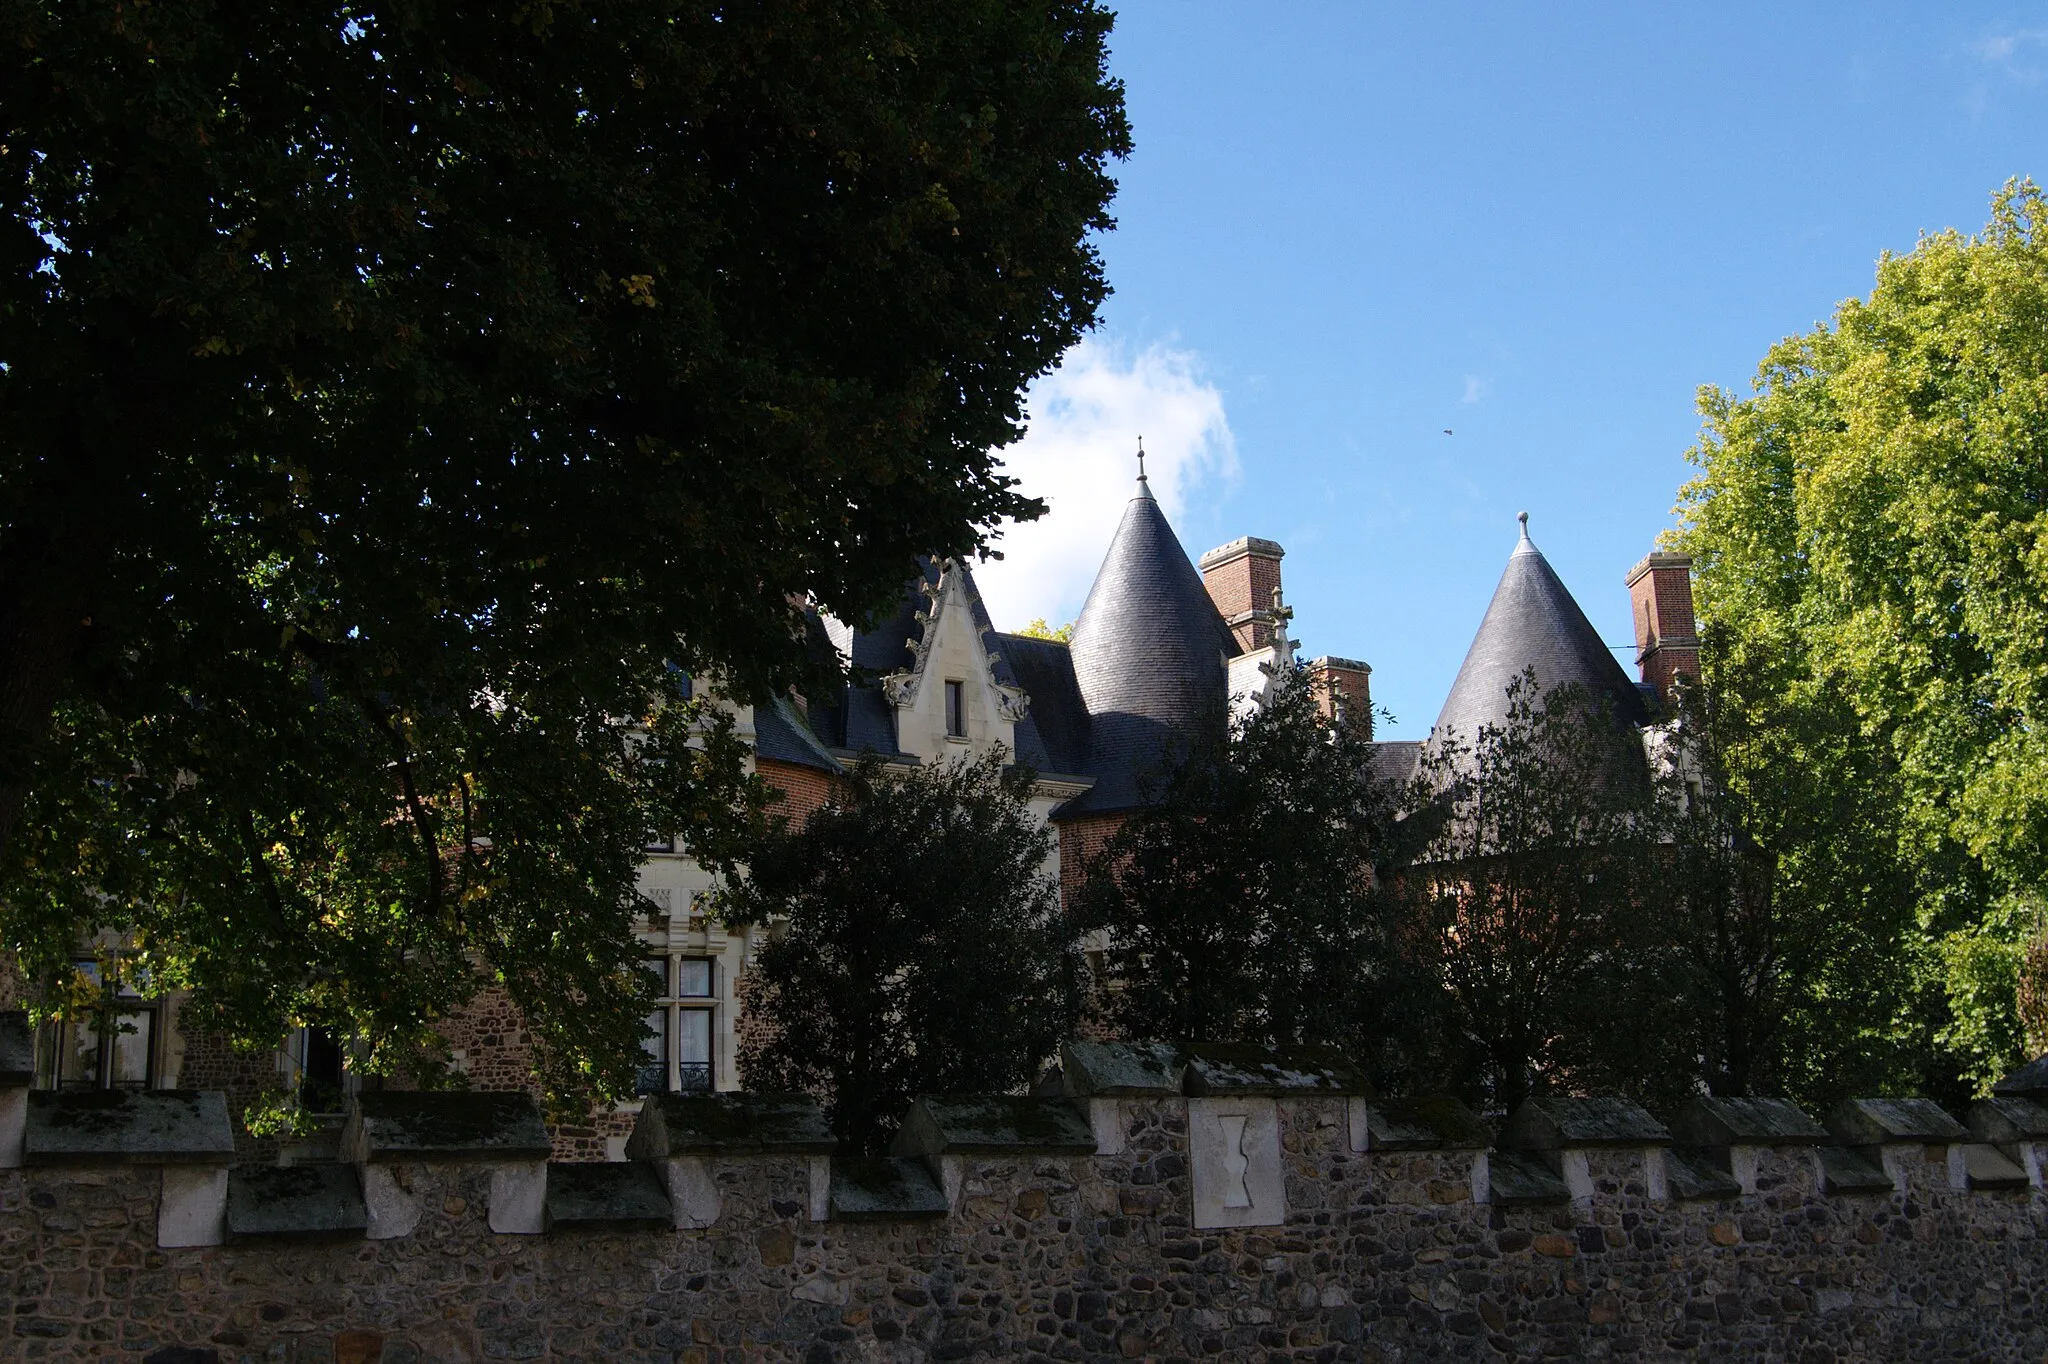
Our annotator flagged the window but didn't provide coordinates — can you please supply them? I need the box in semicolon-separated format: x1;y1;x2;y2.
944;679;967;739
289;1026;351;1117
42;960;158;1091
645;831;676;854
639;955;718;1094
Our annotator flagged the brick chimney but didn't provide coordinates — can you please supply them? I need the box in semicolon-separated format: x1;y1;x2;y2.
1198;537;1286;656
1306;656;1373;738
1625;550;1699;707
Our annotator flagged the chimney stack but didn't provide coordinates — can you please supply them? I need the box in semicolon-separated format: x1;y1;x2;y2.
1199;537;1287;656
1306;657;1373;738
1625;550;1699;707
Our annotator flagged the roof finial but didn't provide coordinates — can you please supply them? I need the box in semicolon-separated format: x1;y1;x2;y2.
1517;510;1530;538
1136;435;1148;484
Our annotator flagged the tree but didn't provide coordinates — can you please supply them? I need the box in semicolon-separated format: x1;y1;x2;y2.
1079;668;1413;1060
718;749;1080;1154
0;2;1128;1096
1675;181;2048;1094
1402;674;1654;1110
1612;662;1921;1109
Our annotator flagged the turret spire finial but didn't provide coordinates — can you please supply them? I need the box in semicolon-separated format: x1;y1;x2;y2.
1136;435;1147;484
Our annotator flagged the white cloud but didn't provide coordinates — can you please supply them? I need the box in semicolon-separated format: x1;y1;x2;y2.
1461;374;1488;405
973;337;1237;631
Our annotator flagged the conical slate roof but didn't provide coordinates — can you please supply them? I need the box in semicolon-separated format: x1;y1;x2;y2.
1433;514;1649;742
1064;471;1235;813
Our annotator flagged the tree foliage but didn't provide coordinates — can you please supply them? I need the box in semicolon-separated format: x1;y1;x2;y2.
1676;181;2048;1094
720;750;1080;1155
1402;675;1655;1110
0;1;1128;1095
1080;668;1412;1060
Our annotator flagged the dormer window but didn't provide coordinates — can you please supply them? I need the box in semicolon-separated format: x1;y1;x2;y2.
945;680;967;739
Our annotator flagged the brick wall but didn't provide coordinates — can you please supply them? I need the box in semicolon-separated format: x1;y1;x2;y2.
756;758;840;823
1056;811;1125;909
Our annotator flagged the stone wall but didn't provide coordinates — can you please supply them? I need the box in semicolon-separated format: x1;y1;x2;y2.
8;1088;2048;1362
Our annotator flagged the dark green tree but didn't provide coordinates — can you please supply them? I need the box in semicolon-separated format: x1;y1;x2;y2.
1611;655;1924;1110
1403;674;1654;1110
0;1;1128;1097
1080;667;1412;1060
719;749;1080;1154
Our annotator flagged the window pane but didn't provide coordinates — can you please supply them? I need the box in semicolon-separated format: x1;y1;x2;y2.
643;956;670;998
635;1009;668;1096
110;1010;152;1088
676;959;713;997
62;1016;101;1088
300;1027;345;1113
677;1010;712;1093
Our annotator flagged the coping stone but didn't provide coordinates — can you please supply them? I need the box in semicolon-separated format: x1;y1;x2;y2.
1502;1096;1670;1150
1671;1096;1827;1148
226;1164;369;1238
0;1012;31;1086
25;1090;234;1166
1828;1097;1967;1146
1663;1148;1742;1201
1956;1143;2030;1191
1969;1096;2048;1143
624;1092;835;1160
894;1096;1096;1158
343;1092;551;1163
545;1162;673;1229
1181;1043;1371;1097
1359;1096;1491;1151
1815;1145;1893;1195
828;1156;949;1220
1992;1053;2048;1101
1060;1040;1183;1097
1487;1149;1571;1205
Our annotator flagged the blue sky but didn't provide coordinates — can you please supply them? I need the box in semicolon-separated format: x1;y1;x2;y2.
973;3;2048;738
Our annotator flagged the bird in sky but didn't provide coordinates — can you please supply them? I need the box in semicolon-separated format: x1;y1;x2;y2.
1442;428;1453;435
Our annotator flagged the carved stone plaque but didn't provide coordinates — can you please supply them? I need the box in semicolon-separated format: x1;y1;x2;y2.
1188;1096;1284;1228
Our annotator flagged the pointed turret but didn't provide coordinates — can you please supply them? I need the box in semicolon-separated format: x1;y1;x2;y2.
1433;513;1648;743
1064;455;1236;812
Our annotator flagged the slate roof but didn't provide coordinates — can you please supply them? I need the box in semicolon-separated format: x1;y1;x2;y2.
991;632;1090;777
1432;515;1648;744
1061;475;1236;814
751;695;842;774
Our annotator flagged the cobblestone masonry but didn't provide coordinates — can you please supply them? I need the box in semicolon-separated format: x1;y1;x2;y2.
5;1097;2048;1362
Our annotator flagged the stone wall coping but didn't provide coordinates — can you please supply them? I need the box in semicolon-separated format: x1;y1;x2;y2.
1670;1095;1827;1147
829;1155;949;1220
1182;1043;1371;1097
1060;1040;1183;1097
1992;1053;2048;1100
1502;1096;1670;1149
624;1092;836;1159
25;1089;235;1166
894;1095;1096;1157
1487;1149;1571;1205
0;1011;31;1087
1969;1095;2048;1143
1828;1097;1967;1146
226;1164;369;1239
544;1161;673;1229
342;1091;552;1163
1360;1096;1491;1150
1664;1147;1741;1200
1815;1144;1893;1194
1957;1142;2030;1190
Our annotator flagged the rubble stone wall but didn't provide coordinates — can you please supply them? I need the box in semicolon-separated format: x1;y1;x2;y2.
5;1096;2048;1362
